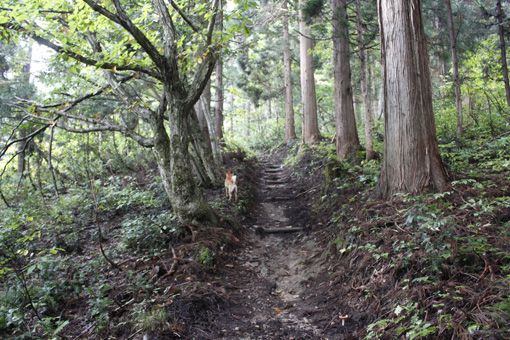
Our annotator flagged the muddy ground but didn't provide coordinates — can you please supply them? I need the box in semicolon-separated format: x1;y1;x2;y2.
184;151;356;339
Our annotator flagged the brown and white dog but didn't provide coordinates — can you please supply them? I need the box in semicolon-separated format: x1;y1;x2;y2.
224;169;238;202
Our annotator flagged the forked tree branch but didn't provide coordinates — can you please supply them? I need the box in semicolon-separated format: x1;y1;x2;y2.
169;0;200;33
151;0;177;60
185;0;220;109
82;0;164;68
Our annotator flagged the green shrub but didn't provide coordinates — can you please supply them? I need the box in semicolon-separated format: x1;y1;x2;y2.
196;246;214;268
97;177;159;212
120;212;179;253
133;304;168;334
87;282;113;334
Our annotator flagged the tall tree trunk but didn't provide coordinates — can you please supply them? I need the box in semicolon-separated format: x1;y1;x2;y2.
214;0;225;144
367;52;377;119
377;0;448;197
283;0;297;142
332;0;360;160
189;147;210;187
189;107;222;186
268;98;272;122
496;0;510;107
299;0;321;144
444;0;463;140
355;0;375;160
196;93;222;164
194;98;213;155
195;80;221;165
356;31;375;160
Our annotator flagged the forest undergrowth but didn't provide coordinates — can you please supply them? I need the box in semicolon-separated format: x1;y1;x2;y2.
0;145;258;339
285;135;510;339
1;135;510;339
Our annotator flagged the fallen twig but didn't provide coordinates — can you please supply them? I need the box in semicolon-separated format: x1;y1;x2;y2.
155;247;178;283
296;185;320;198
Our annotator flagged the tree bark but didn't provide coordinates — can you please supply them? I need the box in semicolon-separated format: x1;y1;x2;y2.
194;98;212;155
189;146;210;187
444;0;463;140
356;0;375;160
203;79;212;114
214;0;225;144
189;107;222;186
496;0;510;107
299;0;321;144
150;93;217;223
376;80;384;120
283;0;297;142
17;130;27;181
377;0;449;197
332;0;360;160
195;91;222;164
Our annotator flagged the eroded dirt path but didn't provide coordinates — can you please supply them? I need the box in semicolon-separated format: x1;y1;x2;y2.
206;159;327;339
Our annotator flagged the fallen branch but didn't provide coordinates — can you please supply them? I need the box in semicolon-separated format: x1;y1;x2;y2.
97;223;123;272
255;226;304;234
155;247;179;283
296;186;320;198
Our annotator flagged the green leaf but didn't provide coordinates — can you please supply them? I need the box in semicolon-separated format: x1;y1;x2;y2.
53;319;69;336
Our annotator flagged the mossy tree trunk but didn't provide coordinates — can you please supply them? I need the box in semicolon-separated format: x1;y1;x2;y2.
151;90;217;223
149;0;221;223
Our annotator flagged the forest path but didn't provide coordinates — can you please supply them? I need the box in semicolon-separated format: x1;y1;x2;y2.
208;159;327;339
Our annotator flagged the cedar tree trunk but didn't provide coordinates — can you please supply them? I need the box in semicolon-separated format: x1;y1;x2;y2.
444;0;463;139
377;0;449;197
496;0;510;107
283;0;297;142
331;0;360;160
355;0;375;160
299;0;321;144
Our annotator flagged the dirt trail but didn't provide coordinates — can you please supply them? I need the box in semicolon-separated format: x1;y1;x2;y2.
207;159;327;339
